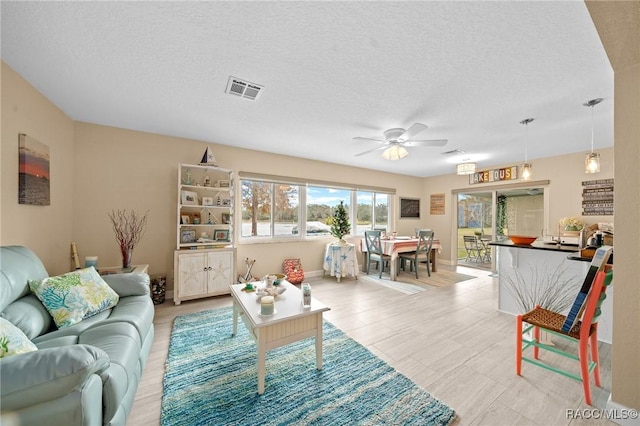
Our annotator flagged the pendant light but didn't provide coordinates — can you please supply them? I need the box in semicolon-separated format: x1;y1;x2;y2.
520;118;534;181
456;161;476;175
584;98;603;173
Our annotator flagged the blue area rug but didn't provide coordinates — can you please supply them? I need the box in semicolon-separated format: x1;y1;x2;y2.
161;307;456;426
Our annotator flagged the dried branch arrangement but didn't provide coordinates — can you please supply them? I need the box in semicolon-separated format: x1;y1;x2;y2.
107;209;149;267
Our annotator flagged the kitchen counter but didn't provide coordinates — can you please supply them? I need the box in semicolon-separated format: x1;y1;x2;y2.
492;240;612;343
488;239;580;253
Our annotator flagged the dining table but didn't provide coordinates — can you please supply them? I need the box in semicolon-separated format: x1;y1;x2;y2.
361;236;442;280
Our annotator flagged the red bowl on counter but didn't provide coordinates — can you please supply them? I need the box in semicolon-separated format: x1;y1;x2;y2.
509;235;538;245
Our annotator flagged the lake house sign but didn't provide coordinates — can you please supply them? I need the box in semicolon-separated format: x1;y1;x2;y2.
469;166;518;184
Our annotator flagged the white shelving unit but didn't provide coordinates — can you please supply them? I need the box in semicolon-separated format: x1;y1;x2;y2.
174;163;236;304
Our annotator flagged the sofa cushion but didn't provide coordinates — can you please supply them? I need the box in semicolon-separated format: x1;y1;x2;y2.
0;317;38;358
29;267;119;329
1;294;52;339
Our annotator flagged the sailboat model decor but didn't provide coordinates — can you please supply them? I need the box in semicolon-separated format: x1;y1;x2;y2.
199;146;218;166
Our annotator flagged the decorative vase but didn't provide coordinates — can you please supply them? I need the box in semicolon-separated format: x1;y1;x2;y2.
121;247;133;269
565;225;579;231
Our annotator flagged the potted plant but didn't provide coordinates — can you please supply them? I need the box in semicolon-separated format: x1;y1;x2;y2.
329;201;351;244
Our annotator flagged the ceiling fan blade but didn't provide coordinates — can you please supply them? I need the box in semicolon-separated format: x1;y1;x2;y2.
403;139;448;147
354;145;388;157
353;136;384;143
398;123;428;141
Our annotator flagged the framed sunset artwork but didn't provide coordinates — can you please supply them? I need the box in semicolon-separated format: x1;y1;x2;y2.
18;133;50;206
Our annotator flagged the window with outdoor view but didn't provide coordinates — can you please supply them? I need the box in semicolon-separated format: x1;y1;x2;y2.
239;176;393;241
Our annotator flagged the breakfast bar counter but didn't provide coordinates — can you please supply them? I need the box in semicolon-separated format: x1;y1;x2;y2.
489;240;613;343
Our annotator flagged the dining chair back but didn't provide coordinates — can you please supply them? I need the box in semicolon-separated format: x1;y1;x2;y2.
516;268;613;406
414;228;432;237
364;230;391;278
399;230;434;278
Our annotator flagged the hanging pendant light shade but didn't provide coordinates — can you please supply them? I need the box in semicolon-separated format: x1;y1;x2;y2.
382;144;408;160
584;98;603;174
456;161;476;175
520;118;534;181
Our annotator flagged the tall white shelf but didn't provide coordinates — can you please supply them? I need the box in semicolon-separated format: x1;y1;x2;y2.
174;163;236;305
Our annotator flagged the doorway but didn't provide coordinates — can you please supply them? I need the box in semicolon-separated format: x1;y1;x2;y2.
456;185;546;270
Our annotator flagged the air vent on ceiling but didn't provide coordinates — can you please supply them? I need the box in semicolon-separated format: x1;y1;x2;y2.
226;76;264;101
442;149;465;155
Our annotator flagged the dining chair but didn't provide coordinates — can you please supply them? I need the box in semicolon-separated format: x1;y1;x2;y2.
414;228;432;237
463;235;483;262
516;268;613;406
364;230;391;278
399;230;434;278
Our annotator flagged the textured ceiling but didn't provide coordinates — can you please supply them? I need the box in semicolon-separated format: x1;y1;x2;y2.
1;1;613;177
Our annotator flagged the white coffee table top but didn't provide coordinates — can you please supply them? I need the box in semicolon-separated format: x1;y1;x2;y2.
229;281;330;328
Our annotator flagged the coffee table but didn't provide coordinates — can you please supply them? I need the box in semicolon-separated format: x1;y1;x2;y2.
229;281;330;394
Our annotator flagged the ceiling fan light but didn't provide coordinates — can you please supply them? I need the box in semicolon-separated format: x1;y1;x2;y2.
521;163;533;180
456;162;476;175
585;152;601;173
382;145;408;160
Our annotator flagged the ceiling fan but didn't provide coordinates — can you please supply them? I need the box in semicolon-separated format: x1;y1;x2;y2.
353;123;448;160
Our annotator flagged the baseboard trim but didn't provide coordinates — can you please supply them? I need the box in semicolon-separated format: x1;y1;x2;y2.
606;395;640;426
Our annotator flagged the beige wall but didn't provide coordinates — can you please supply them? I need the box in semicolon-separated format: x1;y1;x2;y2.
422;149;614;263
1;62;76;275
71;122;424;287
587;0;640;412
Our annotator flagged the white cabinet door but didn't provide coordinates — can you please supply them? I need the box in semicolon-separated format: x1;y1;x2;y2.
177;252;208;299
206;250;233;294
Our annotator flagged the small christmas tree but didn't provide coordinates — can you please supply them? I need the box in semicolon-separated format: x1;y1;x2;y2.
330;201;351;242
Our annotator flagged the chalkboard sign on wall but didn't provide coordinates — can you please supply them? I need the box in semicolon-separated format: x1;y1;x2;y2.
400;198;420;218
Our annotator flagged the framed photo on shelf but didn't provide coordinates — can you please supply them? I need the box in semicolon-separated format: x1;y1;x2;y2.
214;229;230;242
221;213;231;224
202;196;214;206
181;190;198;206
217;179;230;188
180;229;196;244
181;214;190;224
221;198;231;207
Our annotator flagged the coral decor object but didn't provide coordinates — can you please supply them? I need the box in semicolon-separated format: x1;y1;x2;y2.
283;258;304;284
108;209;149;269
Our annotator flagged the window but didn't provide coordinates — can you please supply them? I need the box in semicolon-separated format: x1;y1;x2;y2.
241;180;299;238
355;191;389;235
238;173;394;241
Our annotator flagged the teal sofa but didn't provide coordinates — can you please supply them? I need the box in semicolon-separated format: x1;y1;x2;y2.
0;246;155;426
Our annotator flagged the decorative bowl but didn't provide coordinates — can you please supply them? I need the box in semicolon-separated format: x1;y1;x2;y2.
272;273;287;285
509;235;538;245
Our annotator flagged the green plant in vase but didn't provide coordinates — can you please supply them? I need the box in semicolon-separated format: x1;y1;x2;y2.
329;201;351;244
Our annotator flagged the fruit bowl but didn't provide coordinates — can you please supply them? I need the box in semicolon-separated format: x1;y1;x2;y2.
509;235;538;245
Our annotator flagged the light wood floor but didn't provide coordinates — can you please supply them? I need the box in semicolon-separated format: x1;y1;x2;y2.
129;265;613;425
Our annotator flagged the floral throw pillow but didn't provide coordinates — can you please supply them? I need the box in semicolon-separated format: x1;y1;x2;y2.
29;267;119;329
0;317;38;358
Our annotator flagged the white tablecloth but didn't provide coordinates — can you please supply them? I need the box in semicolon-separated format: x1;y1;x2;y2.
323;242;359;282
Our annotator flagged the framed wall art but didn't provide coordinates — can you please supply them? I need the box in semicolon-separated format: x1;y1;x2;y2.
18;133;50;206
400;197;420;219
